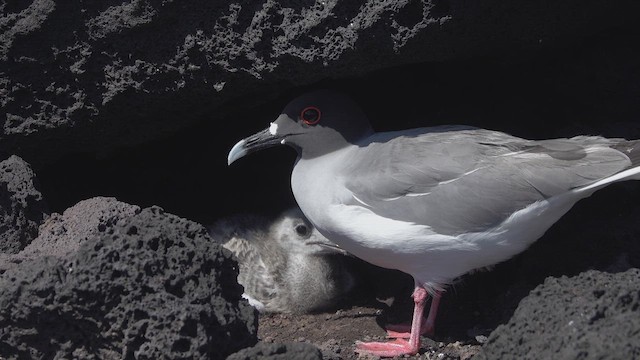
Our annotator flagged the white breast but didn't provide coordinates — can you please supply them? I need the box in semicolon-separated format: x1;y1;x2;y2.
294;154;586;289
290;145;628;290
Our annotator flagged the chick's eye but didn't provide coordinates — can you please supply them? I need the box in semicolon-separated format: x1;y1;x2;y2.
300;106;321;125
295;224;310;237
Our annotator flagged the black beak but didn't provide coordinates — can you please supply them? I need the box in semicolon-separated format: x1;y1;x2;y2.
228;127;283;165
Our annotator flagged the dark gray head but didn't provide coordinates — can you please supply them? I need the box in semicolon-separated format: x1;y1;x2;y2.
228;90;374;163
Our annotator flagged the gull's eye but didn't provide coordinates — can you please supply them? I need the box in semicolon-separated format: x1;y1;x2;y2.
300;106;321;125
294;223;310;237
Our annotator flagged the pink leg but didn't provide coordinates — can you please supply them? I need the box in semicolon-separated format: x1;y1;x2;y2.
355;285;429;357
385;291;441;339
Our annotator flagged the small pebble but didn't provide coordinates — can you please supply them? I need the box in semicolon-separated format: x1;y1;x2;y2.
475;335;488;344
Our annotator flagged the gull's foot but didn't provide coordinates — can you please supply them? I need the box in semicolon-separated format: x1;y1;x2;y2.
385;320;433;339
355;338;418;357
384;323;412;339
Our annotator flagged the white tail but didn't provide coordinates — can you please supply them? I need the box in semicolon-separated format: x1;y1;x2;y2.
577;165;640;194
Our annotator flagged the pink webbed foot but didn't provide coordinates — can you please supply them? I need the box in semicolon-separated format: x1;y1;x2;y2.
354;285;437;357
384;319;432;339
355;338;418;357
385;291;441;339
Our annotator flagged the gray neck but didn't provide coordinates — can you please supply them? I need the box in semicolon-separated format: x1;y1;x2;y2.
297;127;373;160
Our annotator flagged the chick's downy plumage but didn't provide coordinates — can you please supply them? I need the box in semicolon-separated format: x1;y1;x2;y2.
208;207;355;314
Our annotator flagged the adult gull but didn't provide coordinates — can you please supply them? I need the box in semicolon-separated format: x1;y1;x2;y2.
227;89;640;357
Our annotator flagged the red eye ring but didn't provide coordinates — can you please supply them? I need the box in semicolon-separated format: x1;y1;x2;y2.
300;106;321;125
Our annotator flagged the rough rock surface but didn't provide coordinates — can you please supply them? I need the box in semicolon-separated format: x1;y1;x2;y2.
3;1;640;167
3;1;640;359
0;204;257;359
0;155;48;254
0;196;140;273
226;342;323;360
474;269;640;360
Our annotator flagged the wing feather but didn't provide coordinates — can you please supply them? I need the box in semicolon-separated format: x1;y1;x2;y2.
344;127;631;235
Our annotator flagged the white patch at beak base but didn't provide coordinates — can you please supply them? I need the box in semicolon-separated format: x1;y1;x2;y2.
269;122;278;135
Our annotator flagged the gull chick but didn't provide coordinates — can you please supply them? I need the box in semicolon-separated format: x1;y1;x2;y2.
208;207;355;314
228;89;640;357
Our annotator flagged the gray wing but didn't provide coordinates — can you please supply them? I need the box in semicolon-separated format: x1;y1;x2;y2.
345;126;631;235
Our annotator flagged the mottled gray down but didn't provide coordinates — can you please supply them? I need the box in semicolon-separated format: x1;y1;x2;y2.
0;204;257;360
208;207;355;314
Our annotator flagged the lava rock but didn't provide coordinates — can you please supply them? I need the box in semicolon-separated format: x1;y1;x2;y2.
0;155;49;254
3;1;640;166
226;342;323;360
474;269;640;360
0;204;257;359
0;196;140;274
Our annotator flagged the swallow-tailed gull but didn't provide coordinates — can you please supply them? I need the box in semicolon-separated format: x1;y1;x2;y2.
227;89;640;356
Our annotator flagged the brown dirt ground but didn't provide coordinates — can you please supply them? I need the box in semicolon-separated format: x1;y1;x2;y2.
258;303;483;360
256;261;493;360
